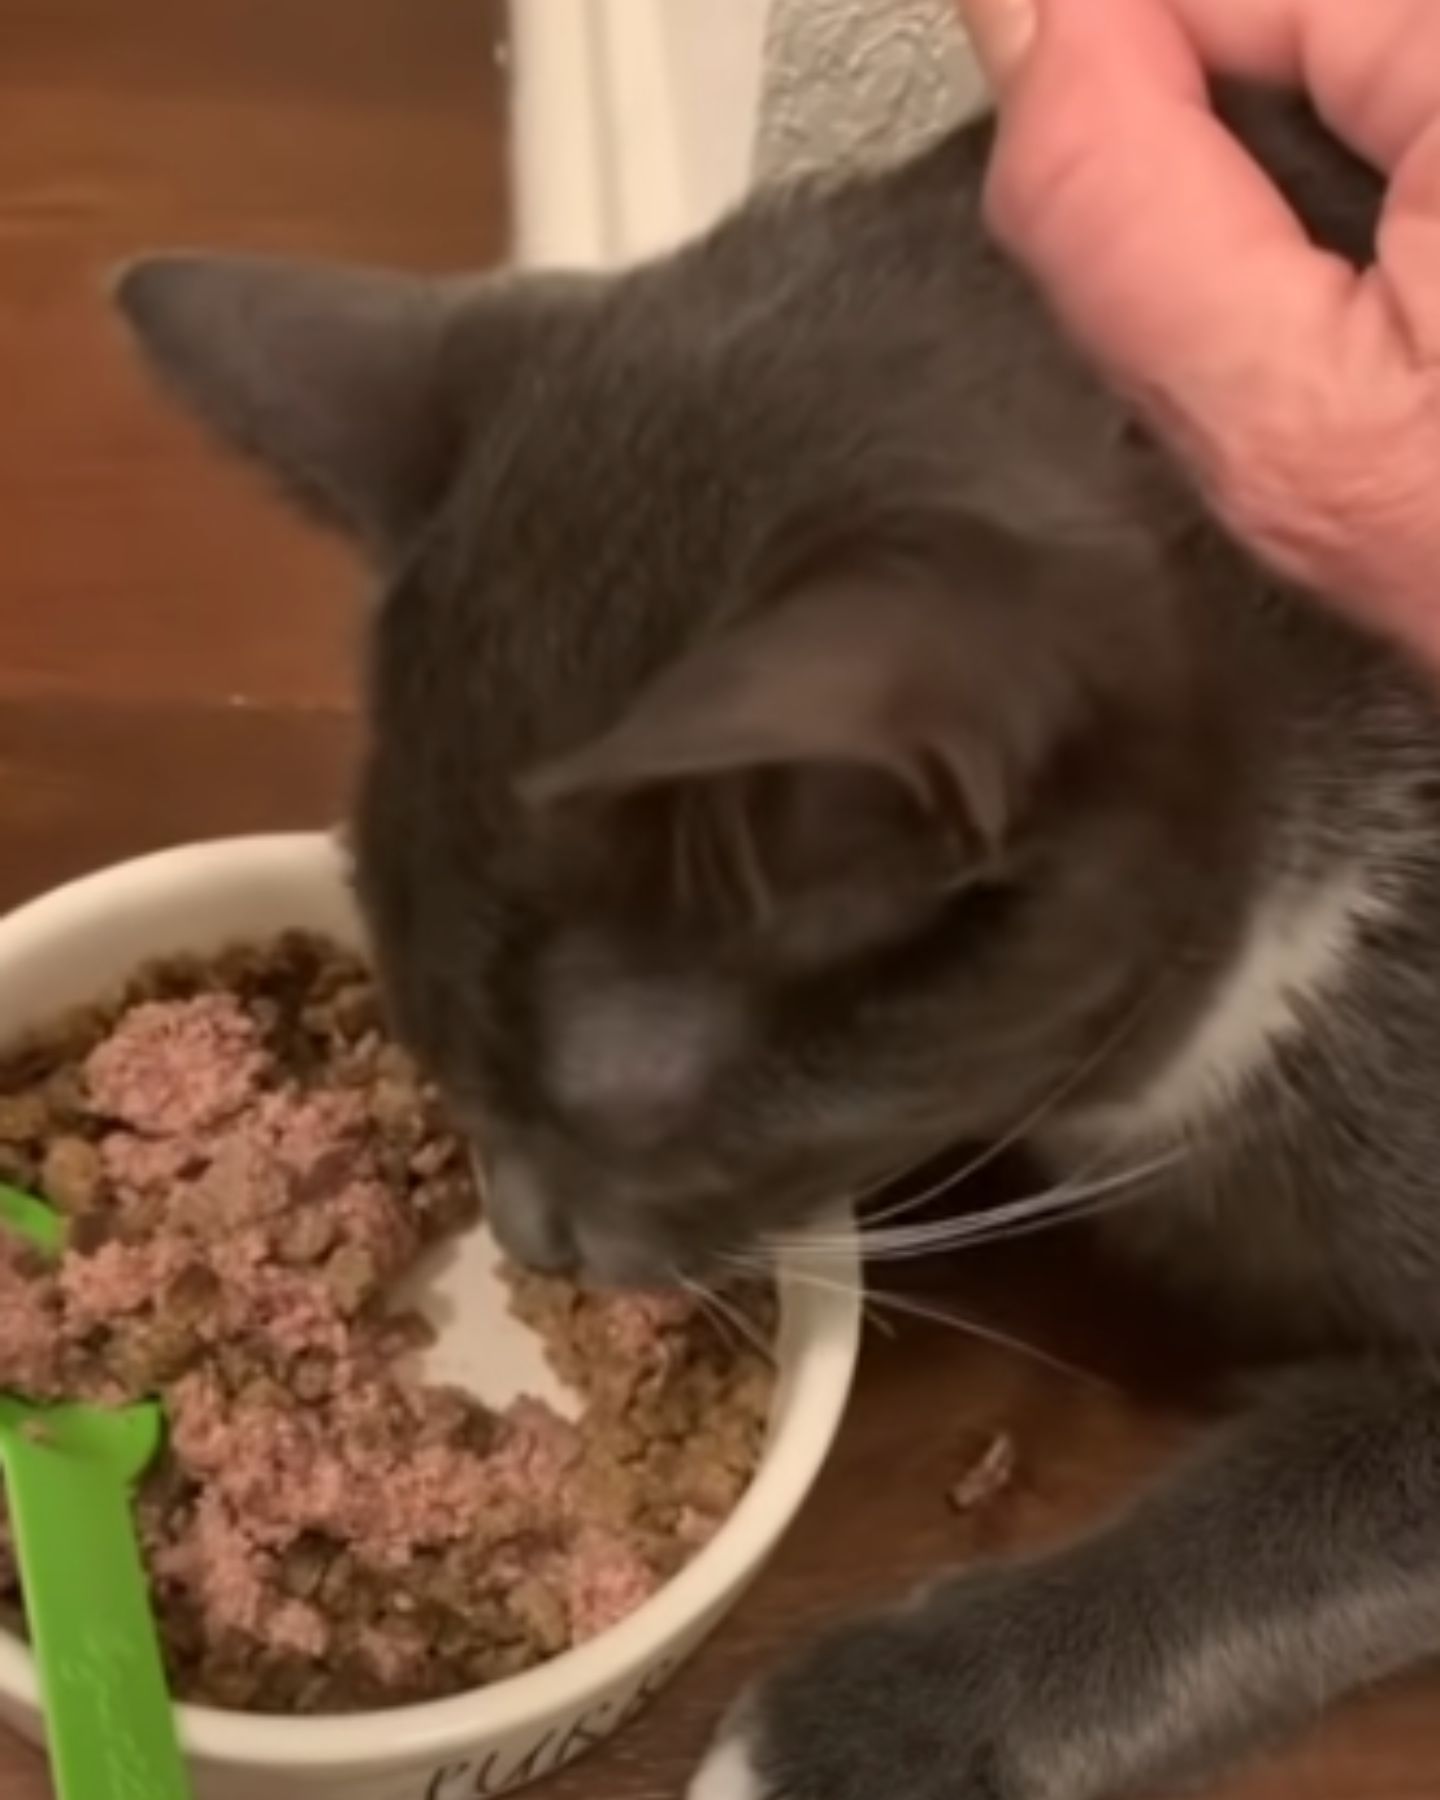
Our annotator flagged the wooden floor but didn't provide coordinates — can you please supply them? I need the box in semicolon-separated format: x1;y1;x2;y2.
0;6;1434;1798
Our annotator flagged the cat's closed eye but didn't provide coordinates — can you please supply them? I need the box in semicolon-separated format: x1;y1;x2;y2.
759;863;1015;977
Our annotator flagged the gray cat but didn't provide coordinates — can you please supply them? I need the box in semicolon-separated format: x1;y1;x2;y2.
116;83;1440;1800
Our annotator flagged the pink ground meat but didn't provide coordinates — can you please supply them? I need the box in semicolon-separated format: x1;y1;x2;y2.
60;1235;197;1324
86;995;268;1137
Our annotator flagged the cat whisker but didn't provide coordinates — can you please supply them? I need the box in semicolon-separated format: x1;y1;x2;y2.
677;1271;741;1354
715;1245;894;1337
679;1270;777;1368
774;1152;1183;1263
765;1153;1178;1259
847;975;1176;1237
835;1141;969;1215
736;1258;1111;1391
860;1299;899;1339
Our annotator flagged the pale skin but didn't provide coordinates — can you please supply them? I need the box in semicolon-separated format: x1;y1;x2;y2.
956;0;1440;674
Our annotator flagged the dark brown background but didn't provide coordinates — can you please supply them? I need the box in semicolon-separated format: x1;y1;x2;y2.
0;4;1433;1795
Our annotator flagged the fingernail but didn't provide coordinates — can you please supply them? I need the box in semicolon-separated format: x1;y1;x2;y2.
956;0;1037;91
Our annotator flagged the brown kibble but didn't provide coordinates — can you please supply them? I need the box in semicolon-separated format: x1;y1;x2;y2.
0;1144;38;1191
367;1076;425;1144
109;1317;199;1390
677;1462;746;1518
322;1244;378;1315
246;998;281;1038
474;1641;531;1683
273;1206;339;1266
0;1092;50;1144
66;1211;113;1256
374;1044;417;1084
342;1030;382;1074
0;1039;61;1091
199;1643;266;1711
408;1136;457;1179
327;984;380;1041
165;1263;222;1320
236;1373;292;1413
299;1002;340;1043
317;1551;361;1611
411;1174;480;1238
291;1354;334;1404
372;1310;435;1359
280;1537;335;1602
43;1065;89;1125
507;1578;569;1657
451;1403;495;1458
41;1137;104;1214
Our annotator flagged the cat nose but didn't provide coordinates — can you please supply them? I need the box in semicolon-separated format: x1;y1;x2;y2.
485;1153;578;1274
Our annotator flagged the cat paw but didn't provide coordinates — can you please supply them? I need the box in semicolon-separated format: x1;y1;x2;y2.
690;1733;767;1800
688;1594;1021;1800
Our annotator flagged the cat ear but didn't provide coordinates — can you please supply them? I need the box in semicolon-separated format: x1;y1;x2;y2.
522;571;1089;849
113;253;464;558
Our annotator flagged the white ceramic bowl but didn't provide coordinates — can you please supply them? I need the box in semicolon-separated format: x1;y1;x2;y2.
0;833;861;1800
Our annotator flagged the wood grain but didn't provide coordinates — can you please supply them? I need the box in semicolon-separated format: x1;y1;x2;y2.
0;0;506;714
0;7;1434;1800
0;2;501;1793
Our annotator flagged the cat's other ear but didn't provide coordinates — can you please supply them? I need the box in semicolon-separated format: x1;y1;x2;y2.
521;550;1127;850
113;253;465;560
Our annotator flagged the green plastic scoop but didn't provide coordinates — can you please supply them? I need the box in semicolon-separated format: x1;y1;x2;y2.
0;1184;191;1800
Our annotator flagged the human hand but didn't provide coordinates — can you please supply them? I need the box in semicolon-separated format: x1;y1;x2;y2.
956;0;1440;675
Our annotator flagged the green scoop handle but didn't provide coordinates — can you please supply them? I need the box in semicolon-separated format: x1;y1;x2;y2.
0;1183;191;1800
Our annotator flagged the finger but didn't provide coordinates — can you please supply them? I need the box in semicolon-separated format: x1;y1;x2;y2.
953;0;1035;93
1376;116;1440;361
1159;0;1440;173
985;0;1362;394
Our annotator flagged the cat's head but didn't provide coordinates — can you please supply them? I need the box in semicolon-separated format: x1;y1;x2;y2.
115;172;1244;1285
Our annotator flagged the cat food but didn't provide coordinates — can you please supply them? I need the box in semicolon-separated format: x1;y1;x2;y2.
946;1429;1018;1516
0;935;773;1713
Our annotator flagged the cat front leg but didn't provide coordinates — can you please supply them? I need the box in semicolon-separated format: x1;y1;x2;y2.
691;1358;1440;1800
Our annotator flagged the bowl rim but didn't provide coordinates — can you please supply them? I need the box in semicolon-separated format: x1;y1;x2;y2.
0;833;862;1772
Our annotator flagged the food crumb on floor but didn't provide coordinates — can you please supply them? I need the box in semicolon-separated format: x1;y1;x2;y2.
946;1428;1017;1516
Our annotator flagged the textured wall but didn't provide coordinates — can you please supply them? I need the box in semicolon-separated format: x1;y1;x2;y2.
755;0;988;185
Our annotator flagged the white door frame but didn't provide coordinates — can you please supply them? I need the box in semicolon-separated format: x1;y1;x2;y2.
507;0;984;270
508;0;771;269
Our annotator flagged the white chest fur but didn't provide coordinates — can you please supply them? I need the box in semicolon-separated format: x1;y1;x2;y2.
1059;869;1386;1154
